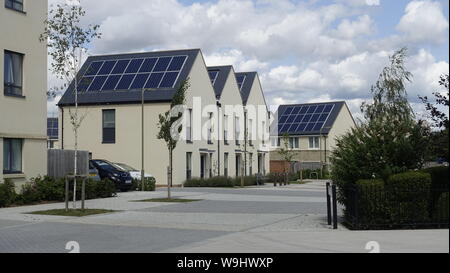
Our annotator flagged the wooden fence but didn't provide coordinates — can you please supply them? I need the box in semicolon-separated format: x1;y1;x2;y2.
47;149;89;178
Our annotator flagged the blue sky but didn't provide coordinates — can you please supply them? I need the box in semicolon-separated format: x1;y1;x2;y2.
47;0;449;121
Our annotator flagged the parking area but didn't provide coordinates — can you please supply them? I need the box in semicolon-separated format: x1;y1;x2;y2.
0;180;448;253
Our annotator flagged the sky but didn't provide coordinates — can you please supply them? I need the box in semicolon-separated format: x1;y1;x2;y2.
47;0;449;122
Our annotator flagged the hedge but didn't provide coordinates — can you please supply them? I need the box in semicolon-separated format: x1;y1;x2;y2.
355;179;389;226
0;176;117;208
385;172;432;224
131;177;156;191
421;166;449;190
184;176;261;188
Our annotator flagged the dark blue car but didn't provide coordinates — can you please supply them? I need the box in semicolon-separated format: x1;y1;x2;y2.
90;159;133;191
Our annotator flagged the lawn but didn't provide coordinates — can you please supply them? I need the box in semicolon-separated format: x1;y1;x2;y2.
27;209;118;217
131;198;202;203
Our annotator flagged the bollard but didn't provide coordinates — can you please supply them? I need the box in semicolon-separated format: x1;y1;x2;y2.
326;182;331;226
65;176;69;212
332;184;338;229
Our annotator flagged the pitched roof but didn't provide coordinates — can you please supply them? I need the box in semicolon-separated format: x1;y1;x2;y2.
235;72;257;105
207;65;233;99
58;49;201;107
271;101;346;136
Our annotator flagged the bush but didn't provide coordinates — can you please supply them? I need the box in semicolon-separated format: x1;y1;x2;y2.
421;166;449;190
354;179;389;227
185;176;235;187
385;172;432;224
0;179;16;207
433;192;449;223
233;176;258;187
131;177;156;191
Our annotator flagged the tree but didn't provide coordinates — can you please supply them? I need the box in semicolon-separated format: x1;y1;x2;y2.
331;48;429;193
419;74;449;160
419;74;449;129
40;1;101;208
157;80;190;199
277;133;298;184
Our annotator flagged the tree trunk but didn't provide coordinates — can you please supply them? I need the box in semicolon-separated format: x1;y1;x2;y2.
168;148;172;199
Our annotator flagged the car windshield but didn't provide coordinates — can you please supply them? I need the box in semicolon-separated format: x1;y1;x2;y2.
115;163;137;172
93;160;121;172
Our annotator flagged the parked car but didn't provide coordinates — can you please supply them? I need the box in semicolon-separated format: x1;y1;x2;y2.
113;163;153;180
88;160;101;182
90;159;133;191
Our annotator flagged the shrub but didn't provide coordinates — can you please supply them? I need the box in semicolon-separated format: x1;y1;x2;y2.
19;182;41;205
354;179;389;227
131;177;156;191
185;176;235;187
93;179;117;198
233;176;258;187
421;166;449;190
0;179;16;207
433;192;449;223
385;172;432;224
32;176;65;201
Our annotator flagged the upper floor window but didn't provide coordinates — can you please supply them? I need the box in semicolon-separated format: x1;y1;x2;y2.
186;109;192;143
207;112;213;144
289;137;299;149
235;116;240;145
271;137;280;148
5;0;23;12
248;119;253;146
4;50;23;96
309;136;320;149
3;138;23;174
102;109;116;143
224;115;229;145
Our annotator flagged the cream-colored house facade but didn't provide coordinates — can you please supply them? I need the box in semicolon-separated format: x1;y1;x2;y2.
58;49;270;186
0;0;48;188
270;101;355;171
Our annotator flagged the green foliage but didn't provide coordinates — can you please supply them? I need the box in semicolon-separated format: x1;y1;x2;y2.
354;179;389;226
0;180;16;207
331;48;429;206
131;177;156;192
184;176;260;188
1;177;116;207
385;172;432;224
433;192;449;223
421;166;449;190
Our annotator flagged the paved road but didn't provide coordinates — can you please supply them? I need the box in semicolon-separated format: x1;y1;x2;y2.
0;180;448;253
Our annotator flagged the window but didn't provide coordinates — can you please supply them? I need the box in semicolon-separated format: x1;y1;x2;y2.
309;136;320;149
224;153;229;177
289;137;299;149
235;116;240;145
262;121;266;145
248;119;253;146
224;115;229;145
5;0;23;12
186;109;192;143
102;110;116;143
4;51;23;96
271;137;281;148
249;153;253;175
3;138;22;174
208;112;213;144
186;152;192;180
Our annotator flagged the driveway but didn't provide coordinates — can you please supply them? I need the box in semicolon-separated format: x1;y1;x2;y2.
0;180;448;253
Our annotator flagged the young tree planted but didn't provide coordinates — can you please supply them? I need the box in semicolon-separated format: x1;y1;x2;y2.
40;1;101;208
157;80;190;199
277;133;298;184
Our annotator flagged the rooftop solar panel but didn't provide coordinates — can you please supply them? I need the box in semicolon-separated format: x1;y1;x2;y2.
208;70;219;86
276;103;338;135
77;55;188;92
236;74;246;91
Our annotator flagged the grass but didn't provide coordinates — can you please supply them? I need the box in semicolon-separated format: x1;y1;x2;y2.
27;209;118;217
131;198;202;203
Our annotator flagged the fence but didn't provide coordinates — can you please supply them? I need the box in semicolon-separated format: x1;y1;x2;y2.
47;149;89;178
343;184;449;230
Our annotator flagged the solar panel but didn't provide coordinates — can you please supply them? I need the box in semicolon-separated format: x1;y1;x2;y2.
236;75;246;91
78;55;188;92
208;70;219;86
277;104;336;134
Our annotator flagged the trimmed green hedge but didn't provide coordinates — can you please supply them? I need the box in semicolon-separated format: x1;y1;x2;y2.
0;176;117;208
131;177;156;191
355;179;389;226
433;192;449;223
184;176;261;188
421;166;449;190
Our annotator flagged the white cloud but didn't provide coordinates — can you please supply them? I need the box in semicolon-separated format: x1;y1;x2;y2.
336;0;380;7
397;0;449;44
333;15;374;39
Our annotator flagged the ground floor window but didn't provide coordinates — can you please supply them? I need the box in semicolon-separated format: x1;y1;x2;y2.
224;153;229;177
3;138;23;174
186;152;192;180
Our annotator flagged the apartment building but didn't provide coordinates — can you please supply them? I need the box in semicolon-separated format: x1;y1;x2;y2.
270;101;355;171
58;49;270;186
0;0;48;188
